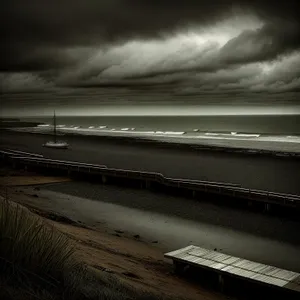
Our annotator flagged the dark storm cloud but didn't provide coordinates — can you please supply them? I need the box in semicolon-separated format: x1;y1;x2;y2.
1;0;300;110
220;21;300;64
1;1;300;71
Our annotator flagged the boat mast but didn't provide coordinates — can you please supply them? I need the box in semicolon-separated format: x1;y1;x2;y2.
53;110;57;143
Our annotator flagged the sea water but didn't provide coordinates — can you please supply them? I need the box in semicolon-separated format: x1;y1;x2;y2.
22;115;300;135
13;115;300;153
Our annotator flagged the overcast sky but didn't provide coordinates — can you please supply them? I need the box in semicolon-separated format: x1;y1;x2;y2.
1;1;300;116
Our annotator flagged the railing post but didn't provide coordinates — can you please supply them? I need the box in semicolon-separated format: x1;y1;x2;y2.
218;274;224;292
264;203;271;212
3;153;298;211
145;180;151;189
174;261;185;275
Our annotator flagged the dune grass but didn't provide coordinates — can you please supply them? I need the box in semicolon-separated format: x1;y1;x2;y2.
0;197;85;299
0;197;176;300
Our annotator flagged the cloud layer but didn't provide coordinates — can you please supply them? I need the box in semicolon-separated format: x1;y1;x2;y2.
1;1;300;112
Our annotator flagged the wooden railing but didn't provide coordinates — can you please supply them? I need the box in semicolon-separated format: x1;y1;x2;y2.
1;149;299;208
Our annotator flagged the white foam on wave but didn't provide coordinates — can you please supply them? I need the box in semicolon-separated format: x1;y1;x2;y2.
163;131;186;135
19;124;300;143
205;132;219;136
286;135;300;139
205;132;260;138
58;126;186;136
9;125;300;153
237;134;260;138
54;127;300;144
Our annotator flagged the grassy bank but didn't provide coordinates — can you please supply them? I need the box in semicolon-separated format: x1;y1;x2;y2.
0;197;171;300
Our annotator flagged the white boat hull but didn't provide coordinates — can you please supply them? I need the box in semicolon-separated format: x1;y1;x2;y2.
43;141;69;149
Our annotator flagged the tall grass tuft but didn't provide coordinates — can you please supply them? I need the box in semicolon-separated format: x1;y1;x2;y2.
0;197;83;296
0;197;176;300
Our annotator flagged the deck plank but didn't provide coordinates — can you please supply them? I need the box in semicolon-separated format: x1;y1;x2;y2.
165;245;300;293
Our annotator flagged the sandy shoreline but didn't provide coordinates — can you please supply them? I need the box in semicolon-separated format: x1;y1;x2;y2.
1;171;300;272
0;174;226;300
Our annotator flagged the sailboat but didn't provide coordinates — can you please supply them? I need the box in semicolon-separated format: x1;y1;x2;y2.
43;111;69;149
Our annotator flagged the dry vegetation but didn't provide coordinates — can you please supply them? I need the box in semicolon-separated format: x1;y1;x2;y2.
0;197;174;300
0;166;226;300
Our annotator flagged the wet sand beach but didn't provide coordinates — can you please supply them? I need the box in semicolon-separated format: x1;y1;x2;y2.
1;157;300;299
2;172;299;272
0;175;228;300
32;181;300;272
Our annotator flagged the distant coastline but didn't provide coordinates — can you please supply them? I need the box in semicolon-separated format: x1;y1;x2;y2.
0;118;42;128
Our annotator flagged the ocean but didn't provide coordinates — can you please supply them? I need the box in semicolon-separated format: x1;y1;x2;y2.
22;115;300;135
8;115;299;153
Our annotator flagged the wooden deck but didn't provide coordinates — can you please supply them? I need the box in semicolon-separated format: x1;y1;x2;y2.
165;245;300;294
